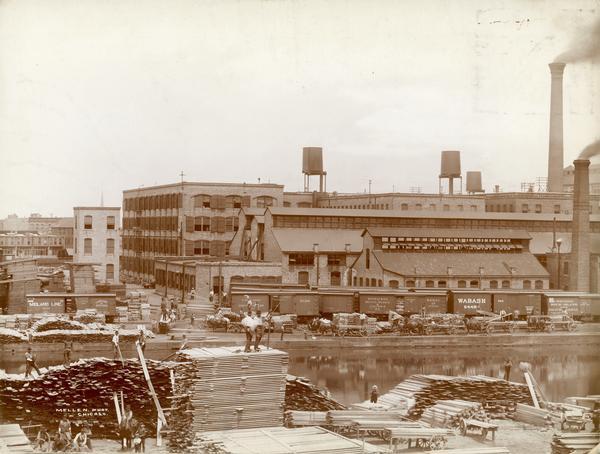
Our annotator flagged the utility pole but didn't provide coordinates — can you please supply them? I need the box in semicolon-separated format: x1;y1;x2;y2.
179;171;185;257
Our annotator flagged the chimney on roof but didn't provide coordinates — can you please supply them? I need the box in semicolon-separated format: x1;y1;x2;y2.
547;63;566;192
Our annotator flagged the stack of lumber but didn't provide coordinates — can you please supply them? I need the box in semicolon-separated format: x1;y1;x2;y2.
116;306;129;323
366;317;378;334
284;376;345;412
0;358;173;439
168;347;288;451
326;410;410;431
0;424;33;453
31;317;85;332
284;410;328;427
366;374;533;419
29;326;151;344
513;403;562;426
140;303;151;321
420;400;482;427
0;327;28;343
565;395;600;410
551;432;600;454
195;426;383;454
1;315;17;329
16;315;30;330
424;449;510;454
74;309;106;324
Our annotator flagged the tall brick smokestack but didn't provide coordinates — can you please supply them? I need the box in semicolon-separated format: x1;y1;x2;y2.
547;63;566;192
570;159;590;292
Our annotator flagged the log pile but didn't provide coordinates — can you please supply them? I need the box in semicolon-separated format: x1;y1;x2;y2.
0;358;173;438
284;376;345;412
31;317;86;332
551;432;600;454
420;400;482;428
168;347;288;452
370;374;533;420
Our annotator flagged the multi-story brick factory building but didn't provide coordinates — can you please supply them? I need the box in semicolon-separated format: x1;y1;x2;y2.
120;182;284;283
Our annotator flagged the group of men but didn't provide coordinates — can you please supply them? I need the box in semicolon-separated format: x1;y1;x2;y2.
34;417;92;452
241;295;269;353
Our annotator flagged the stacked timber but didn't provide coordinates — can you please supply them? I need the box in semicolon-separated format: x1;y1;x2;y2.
0;328;28;343
326;409;410;431
168;347;288;451
284;410;328;427
367;374;533;419
551;432;600;454
284;376;345;412
0;358;173;439
420;400;482;427
31;317;86;332
513;403;562;426
196;426;382;454
424;449;510;454
74;309;105;324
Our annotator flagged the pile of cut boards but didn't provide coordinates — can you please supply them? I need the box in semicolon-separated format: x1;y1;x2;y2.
168;347;288;451
326;410;410;432
0;424;33;453
284;375;345;412
420;400;482;428
424;449;511;454
513;403;562;426
356;374;533;419
551;432;600;454
195;426;384;454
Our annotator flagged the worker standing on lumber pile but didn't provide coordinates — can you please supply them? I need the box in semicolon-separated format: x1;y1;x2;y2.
120;405;134;450
112;330;120;360
138;329;146;354
254;310;264;352
504;359;513;381
63;341;72;366
242;311;255;353
25;347;41;378
370;385;379;404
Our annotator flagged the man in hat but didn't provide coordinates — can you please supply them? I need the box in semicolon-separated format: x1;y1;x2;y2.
25;347;41;377
504;358;513;381
254;310;265;352
241;311;255;353
370;385;379;404
112;330;121;360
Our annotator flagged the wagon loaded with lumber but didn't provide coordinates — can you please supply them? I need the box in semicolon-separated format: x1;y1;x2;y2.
465;311;516;334
527;314;578;332
405;314;464;335
331;313;367;337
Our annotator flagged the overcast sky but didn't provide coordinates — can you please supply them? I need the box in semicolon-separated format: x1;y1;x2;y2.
1;0;599;218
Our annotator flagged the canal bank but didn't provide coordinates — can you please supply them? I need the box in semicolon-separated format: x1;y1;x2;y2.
1;330;599;358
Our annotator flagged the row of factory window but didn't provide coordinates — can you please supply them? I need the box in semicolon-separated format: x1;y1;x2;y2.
155;269;196;291
288;253;346;266
0;246;60;256
382;237;513;243
184;240;231;257
122;236;178;255
124;193;182;211
352;277;544;289
76;216;116;230
192;195;276;210
0;236;63;246
76;238;115;255
326;203;479;212
487;203;561;214
121;256;155;275
272;215;594;232
185;216;239;233
381;243;521;252
123;216;179;231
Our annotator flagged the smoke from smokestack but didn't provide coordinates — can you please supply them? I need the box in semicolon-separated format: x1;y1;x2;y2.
579;139;600;160
555;18;600;63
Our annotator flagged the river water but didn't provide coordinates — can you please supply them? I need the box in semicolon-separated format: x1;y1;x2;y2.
287;345;600;406
1;345;599;408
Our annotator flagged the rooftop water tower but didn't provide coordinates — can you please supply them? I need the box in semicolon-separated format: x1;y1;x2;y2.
302;147;327;192
439;150;462;195
466;171;484;194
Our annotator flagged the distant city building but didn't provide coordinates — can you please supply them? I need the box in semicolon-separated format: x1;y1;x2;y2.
0;232;64;261
73;207;121;284
121;182;284;283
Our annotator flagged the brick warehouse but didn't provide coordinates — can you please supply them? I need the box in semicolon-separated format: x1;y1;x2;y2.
121;182;284;283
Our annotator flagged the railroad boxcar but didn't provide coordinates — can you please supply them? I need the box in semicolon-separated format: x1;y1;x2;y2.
319;292;355;316
396;291;448;315
230;292;270;314
448;290;493;316
492;292;543;318
542;292;595;319
359;292;399;316
292;292;320;316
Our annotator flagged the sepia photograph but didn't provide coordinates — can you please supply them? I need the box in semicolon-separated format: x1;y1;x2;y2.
0;0;599;453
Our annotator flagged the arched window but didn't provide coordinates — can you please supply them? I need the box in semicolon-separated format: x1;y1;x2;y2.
405;280;415;288
469;280;479;288
535;280;544;289
425;280;435;288
353;276;357;286
377;279;383;287
84;238;92;255
359;277;364;286
401;203;409;211
437;280;447;288
225;195;242;209
490;280;498;289
523;280;532;289
501;280;511;289
194;194;211;208
256;196;277;208
457;280;466;288
389;280;399;289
